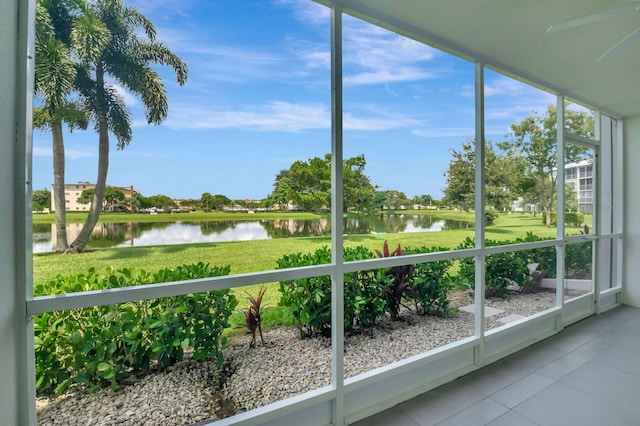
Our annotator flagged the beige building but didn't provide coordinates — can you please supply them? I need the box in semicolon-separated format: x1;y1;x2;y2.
50;182;137;211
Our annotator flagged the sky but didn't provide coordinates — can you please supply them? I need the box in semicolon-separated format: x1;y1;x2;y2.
31;0;558;201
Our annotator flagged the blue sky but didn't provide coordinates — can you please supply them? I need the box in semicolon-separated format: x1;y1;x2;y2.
31;0;557;201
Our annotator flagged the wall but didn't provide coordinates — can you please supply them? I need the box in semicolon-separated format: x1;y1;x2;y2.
623;115;640;307
0;0;32;423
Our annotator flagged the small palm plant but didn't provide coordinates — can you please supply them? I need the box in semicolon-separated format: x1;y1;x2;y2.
235;286;268;348
376;241;414;320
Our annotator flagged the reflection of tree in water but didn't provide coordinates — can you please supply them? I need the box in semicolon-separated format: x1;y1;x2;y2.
261;218;330;238
87;223;129;248
370;214;408;234
411;215;472;230
33;223;52;243
197;221;238;236
86;222;168;248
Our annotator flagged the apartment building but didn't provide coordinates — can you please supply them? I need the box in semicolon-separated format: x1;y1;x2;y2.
50;183;137;212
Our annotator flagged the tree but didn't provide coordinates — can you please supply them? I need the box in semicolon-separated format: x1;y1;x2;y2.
269;154;376;213
498;105;594;226
200;193;231;211
383;190;411;210
412;194;433;209
66;0;188;251
147;194;175;210
34;0;92;251
33;188;52;213
77;186;125;211
442;139;519;211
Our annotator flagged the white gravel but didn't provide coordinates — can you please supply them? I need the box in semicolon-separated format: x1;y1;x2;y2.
36;289;587;425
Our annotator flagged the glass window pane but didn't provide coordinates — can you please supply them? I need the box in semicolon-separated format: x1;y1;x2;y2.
483;70;557;244
342;15;475;252
564;241;594;299
344;254;475;379
564;101;597;140
32;0;332;293
565;145;594;237
36;284;332;423
482;246;557;330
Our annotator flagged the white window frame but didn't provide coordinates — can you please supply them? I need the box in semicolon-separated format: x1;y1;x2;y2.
3;1;623;424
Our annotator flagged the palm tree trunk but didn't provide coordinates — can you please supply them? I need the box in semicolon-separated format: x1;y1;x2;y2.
52;121;69;252
69;109;109;252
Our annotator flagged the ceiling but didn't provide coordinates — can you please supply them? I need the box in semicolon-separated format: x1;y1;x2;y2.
327;0;640;119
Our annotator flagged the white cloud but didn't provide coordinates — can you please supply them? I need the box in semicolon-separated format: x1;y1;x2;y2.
32;147;51;157
165;101;330;132
111;83;139;107
412;125;510;138
164;100;423;133
412;128;474;138
32;146;94;160
274;0;330;26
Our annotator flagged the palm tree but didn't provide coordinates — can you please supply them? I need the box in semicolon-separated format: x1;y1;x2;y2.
68;0;188;252
34;0;91;252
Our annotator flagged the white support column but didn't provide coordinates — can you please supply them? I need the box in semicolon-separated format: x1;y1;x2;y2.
473;62;486;363
330;5;345;425
0;0;36;424
556;96;565;312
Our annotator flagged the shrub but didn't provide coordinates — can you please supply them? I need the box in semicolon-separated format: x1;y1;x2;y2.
543;211;585;227
485;209;498;225
456;233;555;298
34;263;236;396
276;246;388;337
277;243;456;337
404;246;454;315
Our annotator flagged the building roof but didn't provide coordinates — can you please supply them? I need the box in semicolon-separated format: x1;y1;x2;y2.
326;0;640;119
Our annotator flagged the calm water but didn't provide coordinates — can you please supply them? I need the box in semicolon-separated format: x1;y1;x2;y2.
32;214;472;253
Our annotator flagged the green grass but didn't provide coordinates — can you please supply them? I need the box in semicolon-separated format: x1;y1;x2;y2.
31;211;590;331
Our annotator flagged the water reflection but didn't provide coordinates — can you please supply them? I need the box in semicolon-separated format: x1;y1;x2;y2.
33;215;471;253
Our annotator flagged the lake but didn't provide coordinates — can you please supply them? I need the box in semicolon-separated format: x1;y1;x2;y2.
32;214;472;253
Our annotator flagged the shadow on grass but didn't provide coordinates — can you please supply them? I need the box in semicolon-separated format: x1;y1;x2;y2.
485;228;514;235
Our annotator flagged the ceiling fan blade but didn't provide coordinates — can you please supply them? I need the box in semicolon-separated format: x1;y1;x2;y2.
547;2;640;33
596;27;640;62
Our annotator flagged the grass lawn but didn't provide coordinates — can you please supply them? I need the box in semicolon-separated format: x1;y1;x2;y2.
31;211;589;329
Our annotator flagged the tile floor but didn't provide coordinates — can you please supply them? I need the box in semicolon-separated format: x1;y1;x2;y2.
353;305;640;426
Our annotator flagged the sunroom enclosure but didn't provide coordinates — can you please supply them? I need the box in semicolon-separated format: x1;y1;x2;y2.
1;1;626;425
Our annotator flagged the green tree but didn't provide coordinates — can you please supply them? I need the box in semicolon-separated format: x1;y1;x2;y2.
270;154;376;213
383;190;411;209
373;191;387;210
33;188;52;213
77;186;125;211
67;0;188;251
200;193;231;211
498;105;594;226
147;194;175;210
442;139;519;211
412;194;433;209
34;0;92;251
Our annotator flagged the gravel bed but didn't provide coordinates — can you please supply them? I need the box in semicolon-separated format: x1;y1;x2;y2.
36;289;587;425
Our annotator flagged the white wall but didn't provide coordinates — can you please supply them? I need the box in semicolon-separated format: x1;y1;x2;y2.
623;115;640;307
0;0;32;423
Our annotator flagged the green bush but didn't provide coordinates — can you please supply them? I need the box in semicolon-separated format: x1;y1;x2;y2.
34;263;237;396
485;209;498;225
543;211;585;227
276;246;388;338
566;242;592;278
276;244;455;337
404;246;454;315
456;233;556;298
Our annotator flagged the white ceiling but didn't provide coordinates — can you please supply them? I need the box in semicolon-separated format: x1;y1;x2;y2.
330;0;640;119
